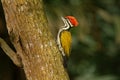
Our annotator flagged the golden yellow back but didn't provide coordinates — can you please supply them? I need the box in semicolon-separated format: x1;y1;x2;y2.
60;30;72;57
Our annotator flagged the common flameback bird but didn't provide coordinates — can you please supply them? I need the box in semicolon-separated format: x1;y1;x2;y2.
57;16;79;62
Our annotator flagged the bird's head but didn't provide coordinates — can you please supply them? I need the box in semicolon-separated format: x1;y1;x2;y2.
61;16;79;29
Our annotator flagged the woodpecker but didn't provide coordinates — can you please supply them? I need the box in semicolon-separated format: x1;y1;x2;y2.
57;16;79;59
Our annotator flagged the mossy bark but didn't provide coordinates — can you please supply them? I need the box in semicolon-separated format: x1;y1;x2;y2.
1;0;69;80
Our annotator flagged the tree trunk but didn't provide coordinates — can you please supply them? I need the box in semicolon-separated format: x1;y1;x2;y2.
1;0;69;80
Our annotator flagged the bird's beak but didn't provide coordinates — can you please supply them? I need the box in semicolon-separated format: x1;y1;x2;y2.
61;17;66;21
61;17;67;26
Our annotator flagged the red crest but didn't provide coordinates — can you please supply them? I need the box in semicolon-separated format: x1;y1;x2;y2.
65;16;79;26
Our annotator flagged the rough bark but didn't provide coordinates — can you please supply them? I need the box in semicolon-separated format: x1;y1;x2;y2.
1;0;69;80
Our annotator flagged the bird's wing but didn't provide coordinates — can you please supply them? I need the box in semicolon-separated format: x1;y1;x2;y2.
60;31;72;57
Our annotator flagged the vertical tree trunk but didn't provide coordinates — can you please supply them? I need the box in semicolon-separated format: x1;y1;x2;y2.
1;0;69;80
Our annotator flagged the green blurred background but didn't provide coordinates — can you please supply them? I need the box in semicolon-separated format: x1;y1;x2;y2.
44;0;120;80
